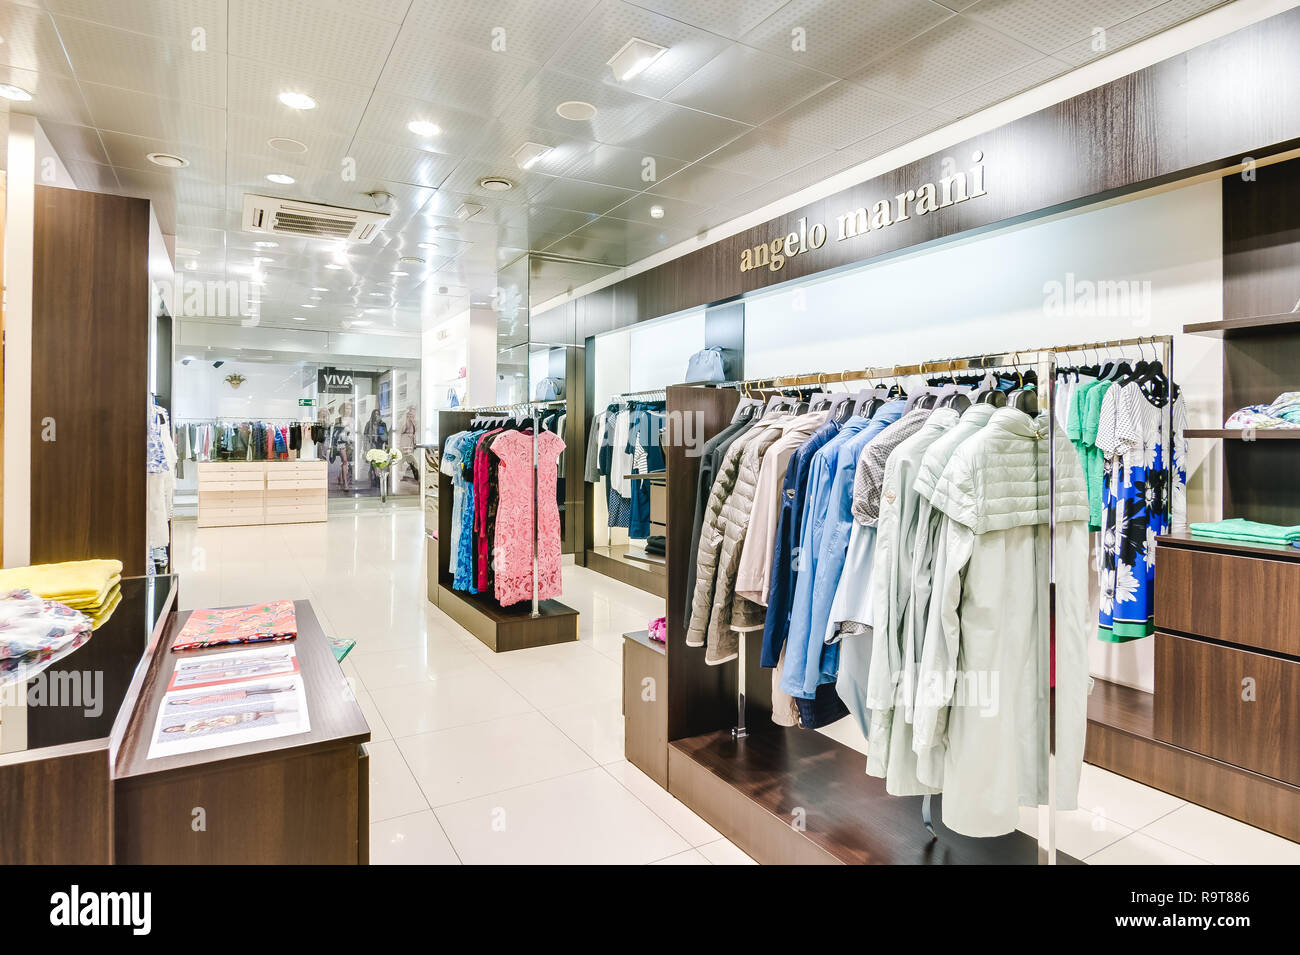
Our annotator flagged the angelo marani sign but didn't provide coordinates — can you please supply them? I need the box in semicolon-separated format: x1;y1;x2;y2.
739;150;988;273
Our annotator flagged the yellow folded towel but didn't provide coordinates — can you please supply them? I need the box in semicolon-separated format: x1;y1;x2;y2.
62;575;122;611
90;585;123;630
0;559;124;607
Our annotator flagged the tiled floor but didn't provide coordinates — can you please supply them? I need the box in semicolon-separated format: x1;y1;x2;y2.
172;510;1300;866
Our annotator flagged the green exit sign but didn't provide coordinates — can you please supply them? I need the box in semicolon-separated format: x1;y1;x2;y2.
298;398;315;406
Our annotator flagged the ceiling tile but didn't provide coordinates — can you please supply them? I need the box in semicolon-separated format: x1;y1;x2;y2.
696;124;834;180
663;43;835;125
466;123;601;180
99;129;224;177
399;0;600;63
56;15;227;107
493;70;657;145
437;159;556;203
850;13;1042;107
497;203;598;240
558;142;689;191
226;113;351;169
377;34;536;116
963;0;1163;55
930;55;1070;121
0;2;74;75
624;0;790;39
605;190;709;225
46;0;230;48
228;0;401;86
63;158;120;192
1053;0;1227;67
762;79;923;150
547;0;732;99
837;109;948;161
227;58;372;136
352;91;488;158
80;82;226;145
598;98;750;162
645;159;768;205
346;139;460;189
740;0;955;78
530;176;641;216
540;231;631;267
1;67;94;125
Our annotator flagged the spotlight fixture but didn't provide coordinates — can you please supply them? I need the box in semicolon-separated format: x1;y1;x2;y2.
312;286;329;292
511;142;552;170
556;100;597;121
649;204;665;219
266;173;296;184
606;37;667;82
417;242;438;251
477;176;514;191
254;240;278;248
398;256;424;265
456;202;483;221
292;316;307;321
212;360;225;369
324;263;343;270
0;83;33;101
389;270;409;277
147;152;189;168
278;91;317;110
407;119;441;136
301;304;317;309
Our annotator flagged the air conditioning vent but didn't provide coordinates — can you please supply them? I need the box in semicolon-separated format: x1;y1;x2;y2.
241;194;389;243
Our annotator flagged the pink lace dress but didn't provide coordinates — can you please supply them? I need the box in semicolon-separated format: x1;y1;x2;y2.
489;430;565;606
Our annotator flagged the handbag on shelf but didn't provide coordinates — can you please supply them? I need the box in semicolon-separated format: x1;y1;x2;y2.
685;346;726;383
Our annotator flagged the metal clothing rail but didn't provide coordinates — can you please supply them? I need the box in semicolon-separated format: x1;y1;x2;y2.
609;388;667;401
722;333;1174;861
463;398;566;618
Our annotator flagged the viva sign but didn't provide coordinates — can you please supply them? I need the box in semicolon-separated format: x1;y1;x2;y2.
318;369;355;394
738;150;988;273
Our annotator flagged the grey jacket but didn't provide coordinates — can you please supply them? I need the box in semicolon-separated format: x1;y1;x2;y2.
687;419;781;663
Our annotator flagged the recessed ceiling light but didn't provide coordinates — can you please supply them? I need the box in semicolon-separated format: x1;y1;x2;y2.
185;260;198;271
649;204;665;219
310;295;322;301
556;100;597;121
398;256;424;265
301;304;317;308
0;83;33;102
266;173;295;184
606;37;668;82
292;316;307;321
417;242;439;251
311;286;328;292
254;240;278;248
278;91;317;110
477;176;513;191
369;291;387;297
389;270;409;277
511;142;552;170
456;203;483;221
407;119;441;137
147;151;189;168
324;263;344;270
268;137;308;154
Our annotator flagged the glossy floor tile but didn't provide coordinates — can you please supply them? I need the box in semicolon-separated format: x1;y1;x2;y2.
173;512;1300;866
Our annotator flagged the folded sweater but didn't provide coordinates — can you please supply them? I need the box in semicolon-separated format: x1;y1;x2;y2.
1189;519;1300;545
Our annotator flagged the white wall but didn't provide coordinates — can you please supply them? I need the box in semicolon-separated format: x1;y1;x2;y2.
744;180;1225;693
173;359;314;422
627;309;706;391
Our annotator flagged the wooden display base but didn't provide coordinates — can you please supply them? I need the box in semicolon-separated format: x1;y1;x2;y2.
668;727;1076;865
1086;678;1300;843
435;580;578;653
586;544;666;597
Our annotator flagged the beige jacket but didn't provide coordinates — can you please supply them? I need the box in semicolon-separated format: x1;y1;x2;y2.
735;411;829;605
686;415;785;670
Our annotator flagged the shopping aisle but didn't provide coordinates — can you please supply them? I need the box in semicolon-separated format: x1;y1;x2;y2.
170;513;1300;866
170;511;751;865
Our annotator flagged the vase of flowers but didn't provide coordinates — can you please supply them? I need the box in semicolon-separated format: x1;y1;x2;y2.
365;447;402;503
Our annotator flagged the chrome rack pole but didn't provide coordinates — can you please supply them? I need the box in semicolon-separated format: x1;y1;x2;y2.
1044;350;1058;867
531;404;540;618
730;625;762;739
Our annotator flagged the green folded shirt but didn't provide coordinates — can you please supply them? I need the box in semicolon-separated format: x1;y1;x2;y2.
1189;519;1300;545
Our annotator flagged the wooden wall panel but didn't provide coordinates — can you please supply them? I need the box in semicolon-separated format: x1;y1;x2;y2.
31;186;151;575
0;741;112;864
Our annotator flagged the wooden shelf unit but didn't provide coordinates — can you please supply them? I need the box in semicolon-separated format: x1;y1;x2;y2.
197;460;327;527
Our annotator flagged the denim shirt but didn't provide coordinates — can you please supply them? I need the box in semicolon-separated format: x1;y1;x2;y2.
781;401;907;698
760;418;841;668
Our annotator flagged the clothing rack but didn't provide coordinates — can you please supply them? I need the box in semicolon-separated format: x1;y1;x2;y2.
464;399;567;617
714;334;1173;860
607;389;667;402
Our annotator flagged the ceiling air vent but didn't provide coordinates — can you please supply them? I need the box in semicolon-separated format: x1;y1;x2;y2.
241;194;389;243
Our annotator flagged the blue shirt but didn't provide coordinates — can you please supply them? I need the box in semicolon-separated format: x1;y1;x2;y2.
760;419;841;668
797;400;906;694
779;416;874;697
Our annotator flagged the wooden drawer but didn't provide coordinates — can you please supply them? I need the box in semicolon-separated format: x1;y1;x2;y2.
197;478;265;492
200;490;264;507
269;462;327;476
1155;543;1300;656
266;503;328;517
1154;632;1300;786
198;504;264;519
265;509;328;525
266;478;326;491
